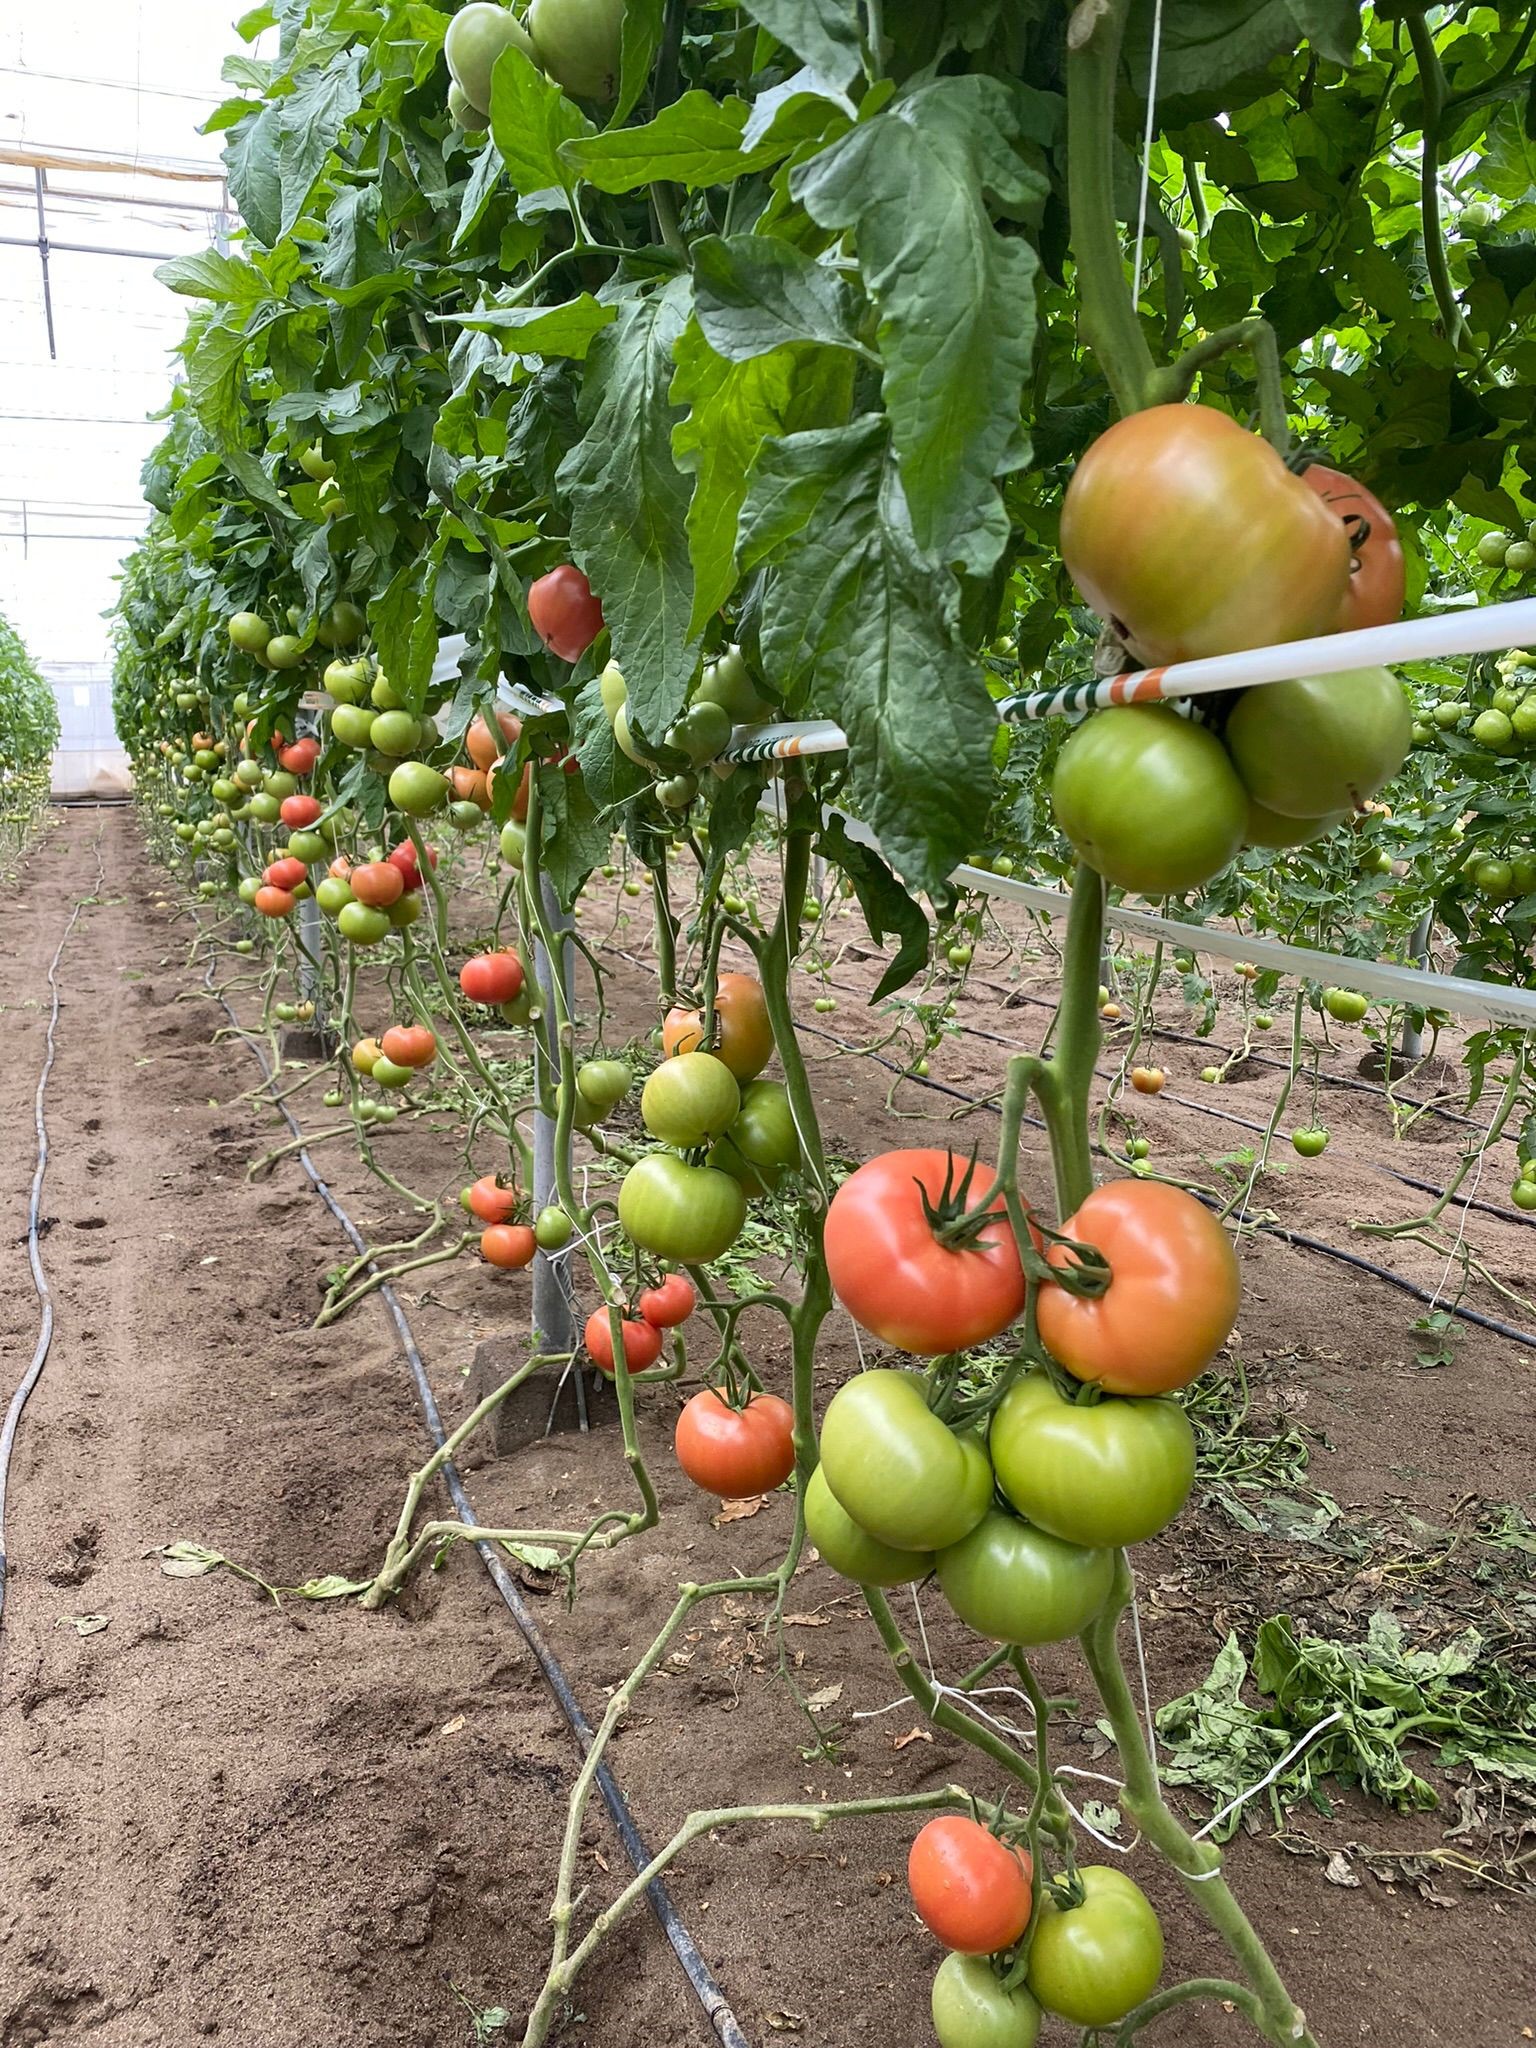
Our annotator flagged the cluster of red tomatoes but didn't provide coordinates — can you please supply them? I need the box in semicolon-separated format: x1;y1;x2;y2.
1053;407;1413;896
810;1153;1238;2036
910;1814;1164;2043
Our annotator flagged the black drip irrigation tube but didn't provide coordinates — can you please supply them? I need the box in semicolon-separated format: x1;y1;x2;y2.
1;825;102;1634
210;976;750;2048
830;975;1536;1238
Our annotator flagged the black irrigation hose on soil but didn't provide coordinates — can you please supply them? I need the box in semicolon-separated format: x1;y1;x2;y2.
1;827;102;1635
212;981;751;2048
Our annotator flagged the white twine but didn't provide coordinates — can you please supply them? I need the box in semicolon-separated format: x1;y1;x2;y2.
1130;0;1166;302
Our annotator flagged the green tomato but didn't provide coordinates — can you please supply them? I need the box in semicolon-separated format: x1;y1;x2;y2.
286;830;326;865
371;672;402;710
1053;705;1247;895
657;772;698;811
814;996;837;1014
323;1089;345;1108
324;659;367;703
931;1954;1041;2048
613;702;657;767
641;1051;741;1146
617;1152;748;1263
576;1057;632;1111
726;1079;799;1178
331;703;378;748
238;876;261;905
1492;686;1522;717
937;1510;1115;1645
499;818;527;868
1512;699;1536;744
235;758;264;788
233;938;255;954
1322;986;1368;1023
1225;667;1410;819
1514;854;1536;893
667;699;733;765
1292;1127;1330;1157
227;611;270;654
298;443;335;483
316;598;366;648
989;1374;1194;1548
819;1369;992;1554
1475;857;1517;901
263;770;298;800
804;1465;933;1587
534;1206;574;1250
1432;699;1469;729
694;645;770;722
339;901;392;946
1026;1868;1163;2029
315;876;354;917
389;761;449;816
1512;1180;1536;1212
527;0;625;100
1505;541;1536;575
371;710;422;758
389;891;423;929
1478;530;1512;566
447;79;489;127
265;633;305;670
372;1054;414;1091
598;658;628;721
449;799;484;833
247;793;281;825
947;942;973;968
1244;798;1345;849
1472;708;1517;754
371;1103;399;1124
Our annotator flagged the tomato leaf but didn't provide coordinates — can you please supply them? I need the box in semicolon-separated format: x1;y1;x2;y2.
739;417;996;893
371;540;446;714
155;249;272;308
557;279;698;743
535;762;611;908
222;102;283;247
453;294;617;360
816;814;930;1000
691;233;867;362
489;43;595;198
791;76;1044;573
615;0;666;125
563;91;798;192
740;0;865;93
275;51;363;239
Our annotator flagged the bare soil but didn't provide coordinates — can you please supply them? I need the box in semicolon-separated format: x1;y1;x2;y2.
3;805;1534;2048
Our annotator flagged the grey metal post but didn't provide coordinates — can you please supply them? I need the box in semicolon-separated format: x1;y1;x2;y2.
532;874;577;1359
297;891;324;1015
1399;909;1432;1065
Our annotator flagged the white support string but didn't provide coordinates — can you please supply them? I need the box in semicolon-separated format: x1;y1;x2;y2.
1130;0;1166;302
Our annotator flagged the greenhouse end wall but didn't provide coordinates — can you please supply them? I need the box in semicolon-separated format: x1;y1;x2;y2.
47;664;131;797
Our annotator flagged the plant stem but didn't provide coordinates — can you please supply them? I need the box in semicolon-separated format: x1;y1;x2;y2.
1405;8;1470;354
1066;0;1159;413
1031;862;1104;1215
1081;1557;1319;2048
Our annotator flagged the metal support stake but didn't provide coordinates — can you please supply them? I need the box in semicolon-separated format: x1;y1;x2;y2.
532;874;578;1368
298;892;324;1016
1400;909;1433;1065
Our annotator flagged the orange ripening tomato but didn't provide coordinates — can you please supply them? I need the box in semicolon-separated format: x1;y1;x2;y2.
460;951;524;1006
824;1149;1027;1355
528;564;605;662
1130;1067;1165;1095
481;1223;536;1270
584;1308;663;1375
1060;405;1350;665
381;1024;437;1069
449;765;491;809
663;972;773;1081
253;885;297;918
908;1817;1033;1956
466;1174;519;1223
674;1390;795;1498
263;856;308;892
465;708;521;771
1299;464;1407;633
1038;1180;1240;1395
278;735;322;775
349;860;405;908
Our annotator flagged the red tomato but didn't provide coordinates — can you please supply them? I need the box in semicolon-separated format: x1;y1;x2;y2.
280;793;323;829
674;1390;795;1498
1061;405;1350;665
253;884;296;918
263;856;308;891
328;854;352;880
824;1149;1026;1355
349;860;405;908
381;1024;437;1069
662;972;774;1081
584;1308;663;1375
460;951;524;1005
1300;463;1407;633
1038;1180;1240;1395
908;1817;1033;1956
387;838;439;893
278;736;322;775
481;1223;536;1269
465;708;521;770
467;1175;519;1223
528;564;605;661
638;1274;696;1328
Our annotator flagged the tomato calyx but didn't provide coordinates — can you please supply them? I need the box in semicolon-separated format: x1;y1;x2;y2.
1028;1216;1113;1302
918;1149;1011;1255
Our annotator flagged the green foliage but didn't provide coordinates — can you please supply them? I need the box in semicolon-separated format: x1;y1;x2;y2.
0;608;58;801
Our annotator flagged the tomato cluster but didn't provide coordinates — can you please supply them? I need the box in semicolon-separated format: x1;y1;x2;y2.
1054;408;1413;897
